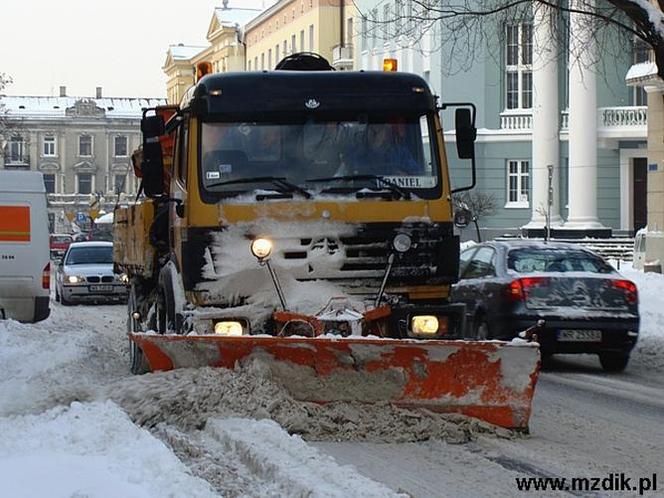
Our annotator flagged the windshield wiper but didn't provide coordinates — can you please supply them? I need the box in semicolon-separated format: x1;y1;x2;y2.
207;176;312;199
306;175;411;200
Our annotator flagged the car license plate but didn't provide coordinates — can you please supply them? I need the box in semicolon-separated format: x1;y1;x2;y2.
89;285;113;293
558;329;602;342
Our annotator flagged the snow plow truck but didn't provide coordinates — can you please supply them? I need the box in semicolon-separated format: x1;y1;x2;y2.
114;53;540;430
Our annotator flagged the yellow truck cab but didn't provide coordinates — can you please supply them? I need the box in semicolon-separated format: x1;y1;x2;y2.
115;53;478;350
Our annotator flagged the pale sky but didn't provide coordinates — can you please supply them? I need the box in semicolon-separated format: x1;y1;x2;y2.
0;0;269;99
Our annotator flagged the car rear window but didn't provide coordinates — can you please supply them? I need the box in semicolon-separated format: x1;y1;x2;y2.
51;236;72;243
66;246;113;265
507;248;614;274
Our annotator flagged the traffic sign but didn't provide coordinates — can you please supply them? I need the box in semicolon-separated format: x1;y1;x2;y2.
75;212;87;223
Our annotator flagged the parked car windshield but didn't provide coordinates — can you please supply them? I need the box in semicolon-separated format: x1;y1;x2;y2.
507;248;614;274
200;113;440;198
65;246;113;265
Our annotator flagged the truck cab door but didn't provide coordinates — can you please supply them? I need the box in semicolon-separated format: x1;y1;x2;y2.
170;118;189;267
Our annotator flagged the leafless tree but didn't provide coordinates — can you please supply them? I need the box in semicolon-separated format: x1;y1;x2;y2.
0;73;12;138
453;191;497;241
355;0;664;79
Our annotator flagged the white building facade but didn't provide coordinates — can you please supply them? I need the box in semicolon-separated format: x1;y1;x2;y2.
354;1;648;239
0;87;165;233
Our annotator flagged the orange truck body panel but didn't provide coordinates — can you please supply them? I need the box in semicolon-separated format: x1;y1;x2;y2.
0;206;31;242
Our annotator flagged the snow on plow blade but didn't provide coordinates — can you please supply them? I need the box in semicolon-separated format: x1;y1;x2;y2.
130;333;540;430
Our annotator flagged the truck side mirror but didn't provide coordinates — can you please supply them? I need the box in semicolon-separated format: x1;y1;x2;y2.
140;113;166;198
455;108;476;160
141;115;165;139
141;142;164;197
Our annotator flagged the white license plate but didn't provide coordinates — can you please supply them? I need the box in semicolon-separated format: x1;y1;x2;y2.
558;329;602;342
89;285;113;292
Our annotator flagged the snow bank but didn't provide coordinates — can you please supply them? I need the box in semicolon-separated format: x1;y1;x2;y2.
0;316;125;416
621;267;664;371
203;418;401;497
0;401;217;498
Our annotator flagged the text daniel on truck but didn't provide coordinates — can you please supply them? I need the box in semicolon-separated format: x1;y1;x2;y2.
113;53;540;430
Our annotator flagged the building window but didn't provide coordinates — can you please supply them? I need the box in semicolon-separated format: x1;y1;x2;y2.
506;160;530;206
43;135;56;157
7;134;26;163
300;29;305;52
248;60;252;71
114;174;126;194
346;17;353;45
261;52;265;70
309;24;314;51
79;135;93;156
114;136;128;157
78;173;92;194
283;40;288;56
43;173;56;194
254;56;258;70
291;34;296;53
268;48;272;69
276;44;280;63
48;213;55;233
505;24;533;110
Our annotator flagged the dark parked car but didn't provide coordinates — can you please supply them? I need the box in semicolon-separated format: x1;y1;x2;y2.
451;241;639;372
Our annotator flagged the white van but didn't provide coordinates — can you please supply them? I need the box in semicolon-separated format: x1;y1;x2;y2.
0;171;51;322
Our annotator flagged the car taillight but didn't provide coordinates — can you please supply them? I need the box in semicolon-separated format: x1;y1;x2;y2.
611;279;638;304
507;277;549;302
42;262;50;290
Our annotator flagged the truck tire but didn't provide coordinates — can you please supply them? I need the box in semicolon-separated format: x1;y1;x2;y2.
159;266;182;334
128;284;149;375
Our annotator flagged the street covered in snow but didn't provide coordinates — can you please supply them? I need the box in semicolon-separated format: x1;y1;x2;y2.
0;265;663;497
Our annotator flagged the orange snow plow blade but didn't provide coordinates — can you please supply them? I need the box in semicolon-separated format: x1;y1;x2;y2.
130;333;540;430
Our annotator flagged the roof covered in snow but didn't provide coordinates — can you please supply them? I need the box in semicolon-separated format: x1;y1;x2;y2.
625;61;658;85
0;95;167;120
169;44;206;61
213;6;262;27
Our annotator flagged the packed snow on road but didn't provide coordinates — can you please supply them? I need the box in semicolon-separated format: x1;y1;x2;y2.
1;266;663;497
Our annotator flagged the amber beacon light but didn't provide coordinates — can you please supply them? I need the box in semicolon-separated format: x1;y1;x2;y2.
383;58;398;72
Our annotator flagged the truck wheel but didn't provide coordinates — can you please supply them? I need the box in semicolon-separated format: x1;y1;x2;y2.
128;285;149;375
599;352;630;373
159;269;179;333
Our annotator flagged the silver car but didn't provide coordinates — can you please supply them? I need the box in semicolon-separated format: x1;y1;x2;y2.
55;241;128;305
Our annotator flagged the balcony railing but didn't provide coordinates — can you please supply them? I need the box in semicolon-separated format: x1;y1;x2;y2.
332;44;354;70
500;112;532;130
501;106;647;135
3;153;30;168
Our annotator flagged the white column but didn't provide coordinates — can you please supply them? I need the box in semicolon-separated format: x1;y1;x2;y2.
525;3;562;228
565;0;605;229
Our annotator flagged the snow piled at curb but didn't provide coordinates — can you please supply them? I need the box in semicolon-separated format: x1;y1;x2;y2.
621;267;664;371
0;401;217;498
204;418;401;497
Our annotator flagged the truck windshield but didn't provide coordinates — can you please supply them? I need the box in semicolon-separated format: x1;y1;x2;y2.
200;114;441;199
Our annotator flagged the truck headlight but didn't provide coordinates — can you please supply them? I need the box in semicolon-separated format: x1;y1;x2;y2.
251;238;273;260
66;275;85;284
393;233;412;253
411;315;440;335
214;320;244;336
